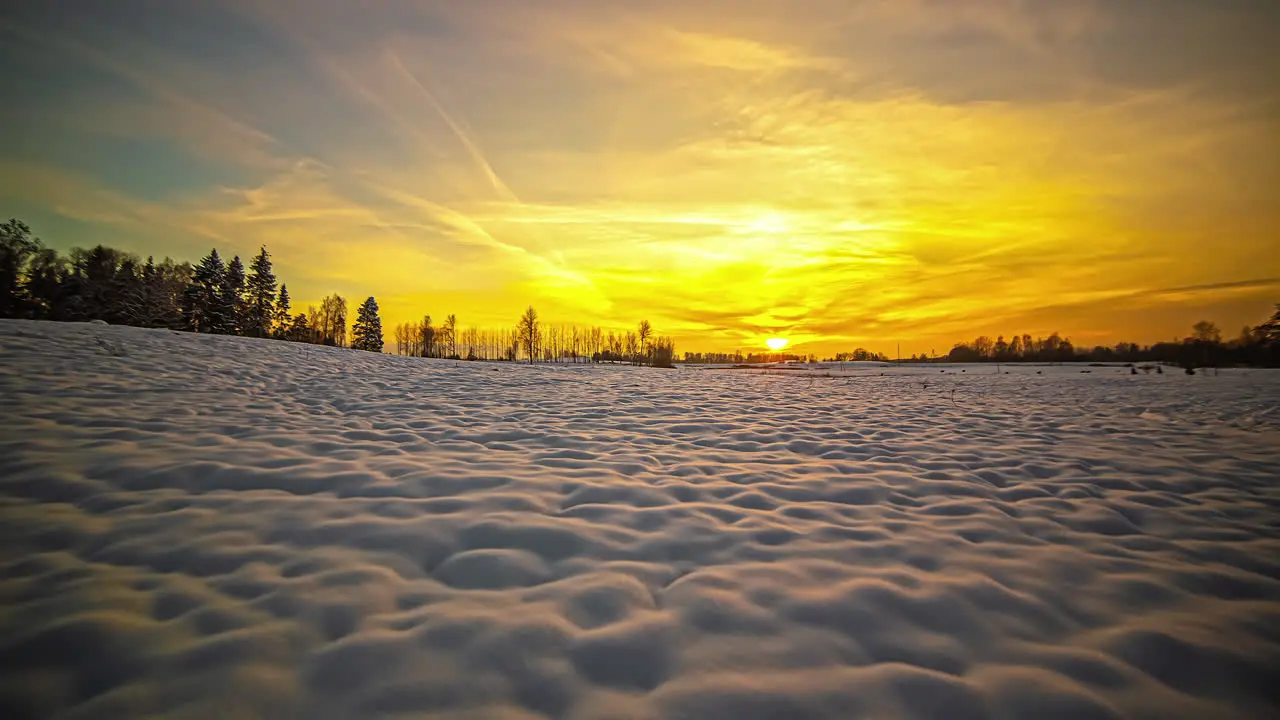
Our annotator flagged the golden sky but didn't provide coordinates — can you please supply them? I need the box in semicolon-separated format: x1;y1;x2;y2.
2;0;1278;355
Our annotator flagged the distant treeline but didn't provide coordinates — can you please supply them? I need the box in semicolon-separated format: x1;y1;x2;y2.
391;310;677;367
0;217;677;366
826;349;892;363
682;351;847;364
931;318;1280;368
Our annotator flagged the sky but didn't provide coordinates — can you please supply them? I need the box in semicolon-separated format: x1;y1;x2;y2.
2;0;1278;356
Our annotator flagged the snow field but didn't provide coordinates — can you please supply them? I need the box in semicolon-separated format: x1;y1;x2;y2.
1;320;1278;719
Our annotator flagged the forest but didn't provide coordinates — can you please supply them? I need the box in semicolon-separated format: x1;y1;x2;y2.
0;218;676;367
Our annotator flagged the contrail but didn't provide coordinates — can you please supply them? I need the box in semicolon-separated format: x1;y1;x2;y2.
386;49;520;204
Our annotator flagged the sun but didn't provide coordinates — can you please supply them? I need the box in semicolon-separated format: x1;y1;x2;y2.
766;337;789;351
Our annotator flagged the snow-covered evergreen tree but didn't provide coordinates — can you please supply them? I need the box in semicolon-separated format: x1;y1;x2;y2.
351;296;383;352
152;258;191;330
244;246;277;338
219;255;246;335
183;249;224;333
122;256;158;327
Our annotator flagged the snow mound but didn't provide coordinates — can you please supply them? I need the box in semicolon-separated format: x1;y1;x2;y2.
2;319;1278;719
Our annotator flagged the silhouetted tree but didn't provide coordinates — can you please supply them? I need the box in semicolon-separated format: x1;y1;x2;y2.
351;296;383;352
219;255;246;334
650;336;676;368
518;306;540;363
638;319;653;360
124;256;188;329
315;294;347;346
393;322;407;355
0;218;41;317
184;249;225;333
624;331;639;364
1181;320;1226;370
273;284;292;338
244;246;277;338
1263;305;1280;345
972;336;994;359
110;256;141;324
419;315;435;357
993;335;1009;360
122;256;159;327
444;313;457;358
830;348;887;362
48;250;83;320
68;245;130;322
288;313;311;343
506;327;520;361
1191;320;1222;344
463;325;478;360
21;247;64;319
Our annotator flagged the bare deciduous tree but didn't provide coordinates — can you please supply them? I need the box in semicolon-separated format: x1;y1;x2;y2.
443;314;457;358
518;306;540;364
638;319;652;360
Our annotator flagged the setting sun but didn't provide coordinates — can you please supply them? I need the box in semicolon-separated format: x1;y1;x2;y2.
766;338;789;351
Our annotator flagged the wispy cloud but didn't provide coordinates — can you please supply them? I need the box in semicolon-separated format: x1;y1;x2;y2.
0;16;284;170
1;0;1277;353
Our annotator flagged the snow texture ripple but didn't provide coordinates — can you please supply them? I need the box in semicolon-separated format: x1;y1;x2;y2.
1;320;1279;719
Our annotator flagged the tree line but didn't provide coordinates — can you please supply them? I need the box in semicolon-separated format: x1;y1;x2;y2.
933;316;1280;368
391;307;677;367
827;349;891;363
0;217;681;365
0;218;385;353
681;351;836;364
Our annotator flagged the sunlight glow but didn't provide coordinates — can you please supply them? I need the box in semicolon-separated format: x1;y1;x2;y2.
5;1;1276;357
745;213;789;236
766;337;789;351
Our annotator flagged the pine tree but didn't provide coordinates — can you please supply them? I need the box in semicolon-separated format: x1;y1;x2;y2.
0;218;41;318
351;296;383;352
274;284;291;338
244;246;277;338
184;249;225;332
1264;304;1280;345
159;258;191;329
122;256;157;326
219;255;246;335
289;312;309;343
21;247;64;320
75;245;125;322
109;256;141;325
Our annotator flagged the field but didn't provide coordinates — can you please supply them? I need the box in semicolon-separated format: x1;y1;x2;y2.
2;320;1278;719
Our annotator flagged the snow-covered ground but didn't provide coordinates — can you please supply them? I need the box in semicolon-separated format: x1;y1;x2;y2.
2;320;1278;720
